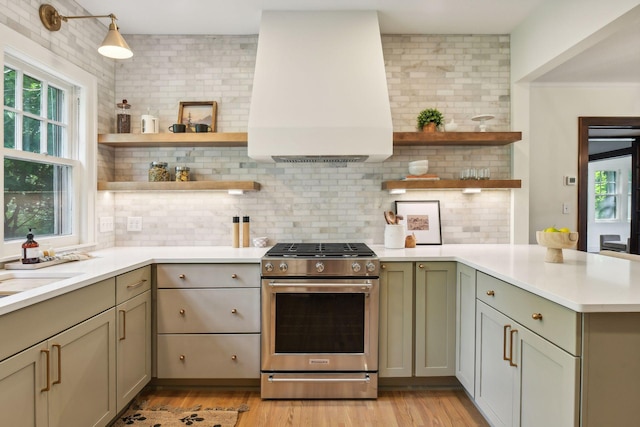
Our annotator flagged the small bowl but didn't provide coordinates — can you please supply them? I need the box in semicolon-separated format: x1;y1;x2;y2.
536;231;579;263
409;160;429;175
253;237;268;248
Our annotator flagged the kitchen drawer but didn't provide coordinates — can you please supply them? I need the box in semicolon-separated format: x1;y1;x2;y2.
157;334;260;379
116;265;151;305
156;264;259;289
157;288;260;333
476;272;581;355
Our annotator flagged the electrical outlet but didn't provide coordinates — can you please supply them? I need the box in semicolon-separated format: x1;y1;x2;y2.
562;203;570;214
127;216;143;231
99;216;114;232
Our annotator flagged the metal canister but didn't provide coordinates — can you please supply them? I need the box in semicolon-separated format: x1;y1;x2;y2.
175;166;190;182
116;99;131;133
148;162;170;182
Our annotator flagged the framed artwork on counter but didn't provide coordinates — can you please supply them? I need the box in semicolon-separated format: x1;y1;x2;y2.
395;200;442;245
178;101;217;132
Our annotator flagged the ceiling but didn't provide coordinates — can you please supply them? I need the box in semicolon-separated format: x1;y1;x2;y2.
72;0;640;83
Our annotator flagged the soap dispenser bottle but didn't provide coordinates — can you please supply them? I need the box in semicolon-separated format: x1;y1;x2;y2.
21;228;40;264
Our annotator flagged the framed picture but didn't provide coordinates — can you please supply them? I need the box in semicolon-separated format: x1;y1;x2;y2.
395;200;442;245
178;101;217;132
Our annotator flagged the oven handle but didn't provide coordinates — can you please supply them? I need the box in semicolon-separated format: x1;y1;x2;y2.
267;374;371;383
268;281;372;289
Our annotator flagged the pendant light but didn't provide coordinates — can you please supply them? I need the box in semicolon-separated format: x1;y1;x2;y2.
39;4;133;59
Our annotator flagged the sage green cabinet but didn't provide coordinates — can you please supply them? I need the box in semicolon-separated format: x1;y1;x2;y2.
378;261;456;378
455;263;476;396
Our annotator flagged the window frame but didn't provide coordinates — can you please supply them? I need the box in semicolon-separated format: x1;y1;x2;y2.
1;24;97;260
593;169;619;222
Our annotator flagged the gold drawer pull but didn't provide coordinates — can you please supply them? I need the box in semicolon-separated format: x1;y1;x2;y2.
418;264;424;269
126;279;146;289
486;290;495;296
52;344;62;385
179;274;186;279
532;313;543;320
231;355;237;361
231;308;237;314
41;349;51;392
179;309;185;316
503;325;510;361
119;309;127;340
231;274;238;279
179;355;185;361
509;329;518;367
381;264;386;269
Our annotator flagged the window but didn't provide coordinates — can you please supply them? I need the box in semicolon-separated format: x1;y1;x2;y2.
1;24;97;259
594;170;618;221
4;60;74;241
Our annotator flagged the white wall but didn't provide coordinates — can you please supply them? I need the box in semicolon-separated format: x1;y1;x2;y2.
529;84;640;244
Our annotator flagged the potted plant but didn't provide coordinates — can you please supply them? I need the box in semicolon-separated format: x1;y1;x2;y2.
416;108;444;132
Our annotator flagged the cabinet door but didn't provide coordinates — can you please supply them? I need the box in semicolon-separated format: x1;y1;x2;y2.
378;262;413;377
116;290;152;412
48;308;116;427
518;324;579;427
475;301;519;427
0;343;48;426
415;262;456;376
456;263;476;395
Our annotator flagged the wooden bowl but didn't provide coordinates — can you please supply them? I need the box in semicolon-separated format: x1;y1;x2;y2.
536;231;579;263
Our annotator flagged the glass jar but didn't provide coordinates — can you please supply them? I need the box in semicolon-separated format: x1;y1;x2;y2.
148;162;170;182
175;166;190;182
116;99;131;133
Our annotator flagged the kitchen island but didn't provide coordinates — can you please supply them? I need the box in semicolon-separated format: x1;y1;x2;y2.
1;244;639;427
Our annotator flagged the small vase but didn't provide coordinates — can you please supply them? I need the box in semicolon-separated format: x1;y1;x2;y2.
422;122;437;133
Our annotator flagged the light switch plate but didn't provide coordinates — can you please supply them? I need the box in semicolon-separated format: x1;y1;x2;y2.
99;216;114;232
127;217;143;231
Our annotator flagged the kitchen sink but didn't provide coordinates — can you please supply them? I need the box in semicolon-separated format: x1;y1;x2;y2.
0;271;80;297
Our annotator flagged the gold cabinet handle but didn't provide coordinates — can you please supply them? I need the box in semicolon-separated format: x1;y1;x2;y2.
486;290;495;296
231;355;237;361
178;274;186;279
231;274;238;279
126;279;147;289
179;309;185;316
179;355;185;361
381;264;386;269
503;325;510;361
532;313;543;320
119;309;127;340
418;264;424;269
41;349;51;392
231;308;237;314
509;329;518;367
52;344;62;385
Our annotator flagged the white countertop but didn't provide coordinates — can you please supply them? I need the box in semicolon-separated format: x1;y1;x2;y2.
0;244;638;315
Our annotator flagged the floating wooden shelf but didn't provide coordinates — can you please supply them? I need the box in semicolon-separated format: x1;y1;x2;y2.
382;179;522;190
392;131;522;146
97;181;261;192
97;131;522;148
97;132;247;147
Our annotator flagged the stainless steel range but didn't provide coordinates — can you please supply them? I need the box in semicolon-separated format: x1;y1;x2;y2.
260;243;379;399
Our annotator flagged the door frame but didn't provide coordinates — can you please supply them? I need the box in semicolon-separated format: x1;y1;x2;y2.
578;117;640;253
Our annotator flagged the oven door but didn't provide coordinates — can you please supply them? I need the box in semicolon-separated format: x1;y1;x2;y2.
261;278;379;372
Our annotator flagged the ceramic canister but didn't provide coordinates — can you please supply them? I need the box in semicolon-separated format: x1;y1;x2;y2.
141;115;159;134
384;224;405;249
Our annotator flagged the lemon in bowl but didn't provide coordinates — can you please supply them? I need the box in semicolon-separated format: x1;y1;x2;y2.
536;229;579;263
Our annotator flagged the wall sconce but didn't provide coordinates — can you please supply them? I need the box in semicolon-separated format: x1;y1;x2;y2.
39;4;133;59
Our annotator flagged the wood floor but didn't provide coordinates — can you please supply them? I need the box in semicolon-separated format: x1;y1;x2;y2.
135;386;489;427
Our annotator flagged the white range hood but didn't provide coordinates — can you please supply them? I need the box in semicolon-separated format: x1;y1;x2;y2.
248;11;393;163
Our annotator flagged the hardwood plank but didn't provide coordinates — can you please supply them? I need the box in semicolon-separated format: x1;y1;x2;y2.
133;387;489;427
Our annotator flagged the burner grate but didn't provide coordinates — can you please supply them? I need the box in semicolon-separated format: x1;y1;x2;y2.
266;242;375;257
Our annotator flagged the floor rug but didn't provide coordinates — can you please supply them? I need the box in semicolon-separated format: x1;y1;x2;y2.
111;401;249;427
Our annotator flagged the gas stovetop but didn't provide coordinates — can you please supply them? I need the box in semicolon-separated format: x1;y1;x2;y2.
265;242;375;258
262;243;379;277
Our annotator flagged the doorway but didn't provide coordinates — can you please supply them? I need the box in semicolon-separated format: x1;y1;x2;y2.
578;117;640;254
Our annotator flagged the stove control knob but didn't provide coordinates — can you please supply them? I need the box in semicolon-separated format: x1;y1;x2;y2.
279;262;288;272
366;262;376;272
264;262;274;273
352;262;362;273
315;262;325;273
